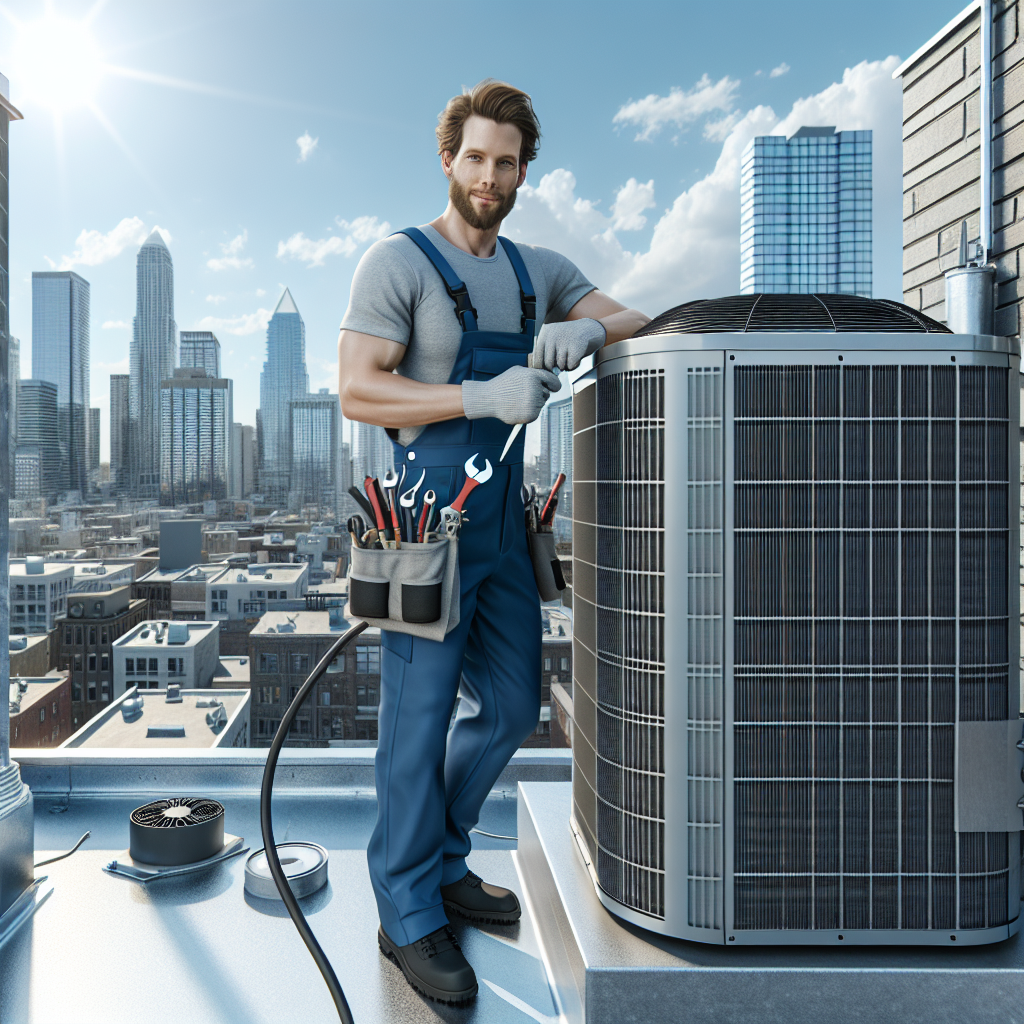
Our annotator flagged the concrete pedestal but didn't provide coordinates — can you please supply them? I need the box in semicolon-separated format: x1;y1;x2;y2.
516;782;1024;1024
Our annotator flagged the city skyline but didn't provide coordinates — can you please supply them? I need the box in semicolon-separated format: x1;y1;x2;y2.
0;0;967;464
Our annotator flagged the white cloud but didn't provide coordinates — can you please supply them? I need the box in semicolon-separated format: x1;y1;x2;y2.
770;62;791;79
277;216;390;267
505;57;903;314
101;320;130;329
613;74;741;142
255;288;266;297
206;294;227;304
611;179;656;231
207;229;254;271
195;308;273;336
49;217;171;271
703;112;742;142
297;131;319;162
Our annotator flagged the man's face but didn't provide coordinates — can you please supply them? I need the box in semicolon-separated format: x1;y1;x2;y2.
445;115;526;231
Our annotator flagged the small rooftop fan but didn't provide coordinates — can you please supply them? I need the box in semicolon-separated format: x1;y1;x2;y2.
129;797;225;866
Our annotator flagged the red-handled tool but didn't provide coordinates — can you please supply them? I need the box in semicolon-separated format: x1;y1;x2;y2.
540;473;566;524
364;476;388;533
417;489;436;542
451;453;493;512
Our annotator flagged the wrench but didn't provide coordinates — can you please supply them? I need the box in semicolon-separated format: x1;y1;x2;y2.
399;469;426;543
451;453;493;512
439;506;463;537
417;489;437;542
382;469;402;547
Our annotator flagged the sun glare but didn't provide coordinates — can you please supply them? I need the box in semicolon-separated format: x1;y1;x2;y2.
11;16;104;112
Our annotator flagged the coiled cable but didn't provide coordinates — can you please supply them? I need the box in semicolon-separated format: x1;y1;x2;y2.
260;619;368;1024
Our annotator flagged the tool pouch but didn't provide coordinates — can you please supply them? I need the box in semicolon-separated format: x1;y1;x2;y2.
347;537;460;641
526;528;565;602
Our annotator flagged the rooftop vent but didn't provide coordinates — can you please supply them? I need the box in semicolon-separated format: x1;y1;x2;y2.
167;623;189;645
9;637;27;651
146;724;186;738
128;797;225;866
205;704;227;729
635;293;952;337
25;556;44;575
121;692;144;721
165;684;182;704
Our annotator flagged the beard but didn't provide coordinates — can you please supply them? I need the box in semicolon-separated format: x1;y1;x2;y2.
448;174;517;231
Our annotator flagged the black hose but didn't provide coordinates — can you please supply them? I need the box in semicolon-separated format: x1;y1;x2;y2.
260;619;368;1024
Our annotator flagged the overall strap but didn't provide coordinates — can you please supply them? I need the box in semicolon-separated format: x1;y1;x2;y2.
395;227;478;331
497;237;537;338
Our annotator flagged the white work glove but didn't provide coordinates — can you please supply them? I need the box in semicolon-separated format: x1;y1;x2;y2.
462;365;562;424
532;318;606;372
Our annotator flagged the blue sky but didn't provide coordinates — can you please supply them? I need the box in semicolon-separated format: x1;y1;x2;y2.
1;0;967;459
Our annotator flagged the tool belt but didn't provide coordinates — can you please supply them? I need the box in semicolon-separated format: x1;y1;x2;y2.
526;527;564;602
347;536;460;641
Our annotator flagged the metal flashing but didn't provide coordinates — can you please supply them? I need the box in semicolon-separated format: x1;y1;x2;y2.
892;0;980;79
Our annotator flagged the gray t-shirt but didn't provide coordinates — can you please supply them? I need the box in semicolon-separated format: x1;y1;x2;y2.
341;224;595;445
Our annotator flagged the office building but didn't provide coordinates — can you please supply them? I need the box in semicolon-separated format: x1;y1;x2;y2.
8;333;18;465
16;379;60;499
249;609;381;746
109;374;129;489
57;583;149;729
61;685;250;749
229;422;255;499
9;557;72;634
31;270;91;493
895;3;1024;334
87;406;100;486
258;288;308;502
159;368;232;506
14;447;41;500
179;330;221;377
352;419;393;485
112;619;220;699
740;127;872;296
9;674;72;748
539;394;573;542
289;389;341;515
130;230;176;499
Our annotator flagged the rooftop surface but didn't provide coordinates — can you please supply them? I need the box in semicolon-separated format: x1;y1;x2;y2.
2;749;568;1023
8;561;73;579
212;657;251;686
252;610;380;638
8;676;65;715
116;621;218;649
60;688;249;748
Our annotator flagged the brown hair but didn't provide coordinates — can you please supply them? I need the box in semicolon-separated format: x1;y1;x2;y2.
436;79;541;166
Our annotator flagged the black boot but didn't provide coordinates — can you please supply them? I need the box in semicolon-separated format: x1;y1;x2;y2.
441;869;521;924
378;923;477;1005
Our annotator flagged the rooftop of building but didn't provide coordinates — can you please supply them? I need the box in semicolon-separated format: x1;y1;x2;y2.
9;559;73;579
8;673;66;715
59;686;249;749
114;620;219;650
210;563;309;586
251;609;380;638
71;561;136;582
212;656;250;687
8;633;51;657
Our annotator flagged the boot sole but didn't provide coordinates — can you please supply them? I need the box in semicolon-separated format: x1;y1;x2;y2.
443;899;521;925
378;930;478;1006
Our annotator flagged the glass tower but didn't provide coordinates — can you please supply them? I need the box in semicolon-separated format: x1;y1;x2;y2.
8;334;18;476
740;126;872;296
87;407;100;485
352;420;394;486
159;368;232;506
130;230;176;499
289;389;341;516
31;270;91;494
109;374;130;490
258;288;308;502
179;330;221;376
16;379;60;499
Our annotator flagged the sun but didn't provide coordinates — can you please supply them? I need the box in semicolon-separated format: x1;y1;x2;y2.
10;15;104;113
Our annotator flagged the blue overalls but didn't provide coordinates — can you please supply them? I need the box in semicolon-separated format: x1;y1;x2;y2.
368;228;542;946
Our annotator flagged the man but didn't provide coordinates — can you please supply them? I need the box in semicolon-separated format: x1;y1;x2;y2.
339;79;649;1005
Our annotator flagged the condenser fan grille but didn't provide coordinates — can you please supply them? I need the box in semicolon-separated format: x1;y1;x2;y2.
130;797;224;828
634;294;952;337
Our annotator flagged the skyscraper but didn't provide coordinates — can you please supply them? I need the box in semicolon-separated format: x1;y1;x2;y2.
229;422;255;499
258;288;308;502
539;394;573;542
352;420;394;486
159;368;232;506
289;389;341;516
740;126;872;296
109;374;130;490
87;407;100;486
16;379;59;499
130;230;176;499
32;270;91;494
179;330;221;377
8;334;18;475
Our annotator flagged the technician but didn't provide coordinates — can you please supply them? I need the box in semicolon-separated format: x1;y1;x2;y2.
338;79;650;1005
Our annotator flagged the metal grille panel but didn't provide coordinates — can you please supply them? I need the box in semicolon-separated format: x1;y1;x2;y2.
732;364;1012;932
593;369;666;919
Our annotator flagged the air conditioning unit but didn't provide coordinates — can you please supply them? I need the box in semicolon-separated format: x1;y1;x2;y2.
571;294;1024;947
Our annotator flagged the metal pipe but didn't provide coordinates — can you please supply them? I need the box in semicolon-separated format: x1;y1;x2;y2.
981;0;993;262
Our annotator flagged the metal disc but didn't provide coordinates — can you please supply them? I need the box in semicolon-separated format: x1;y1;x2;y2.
244;842;328;901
